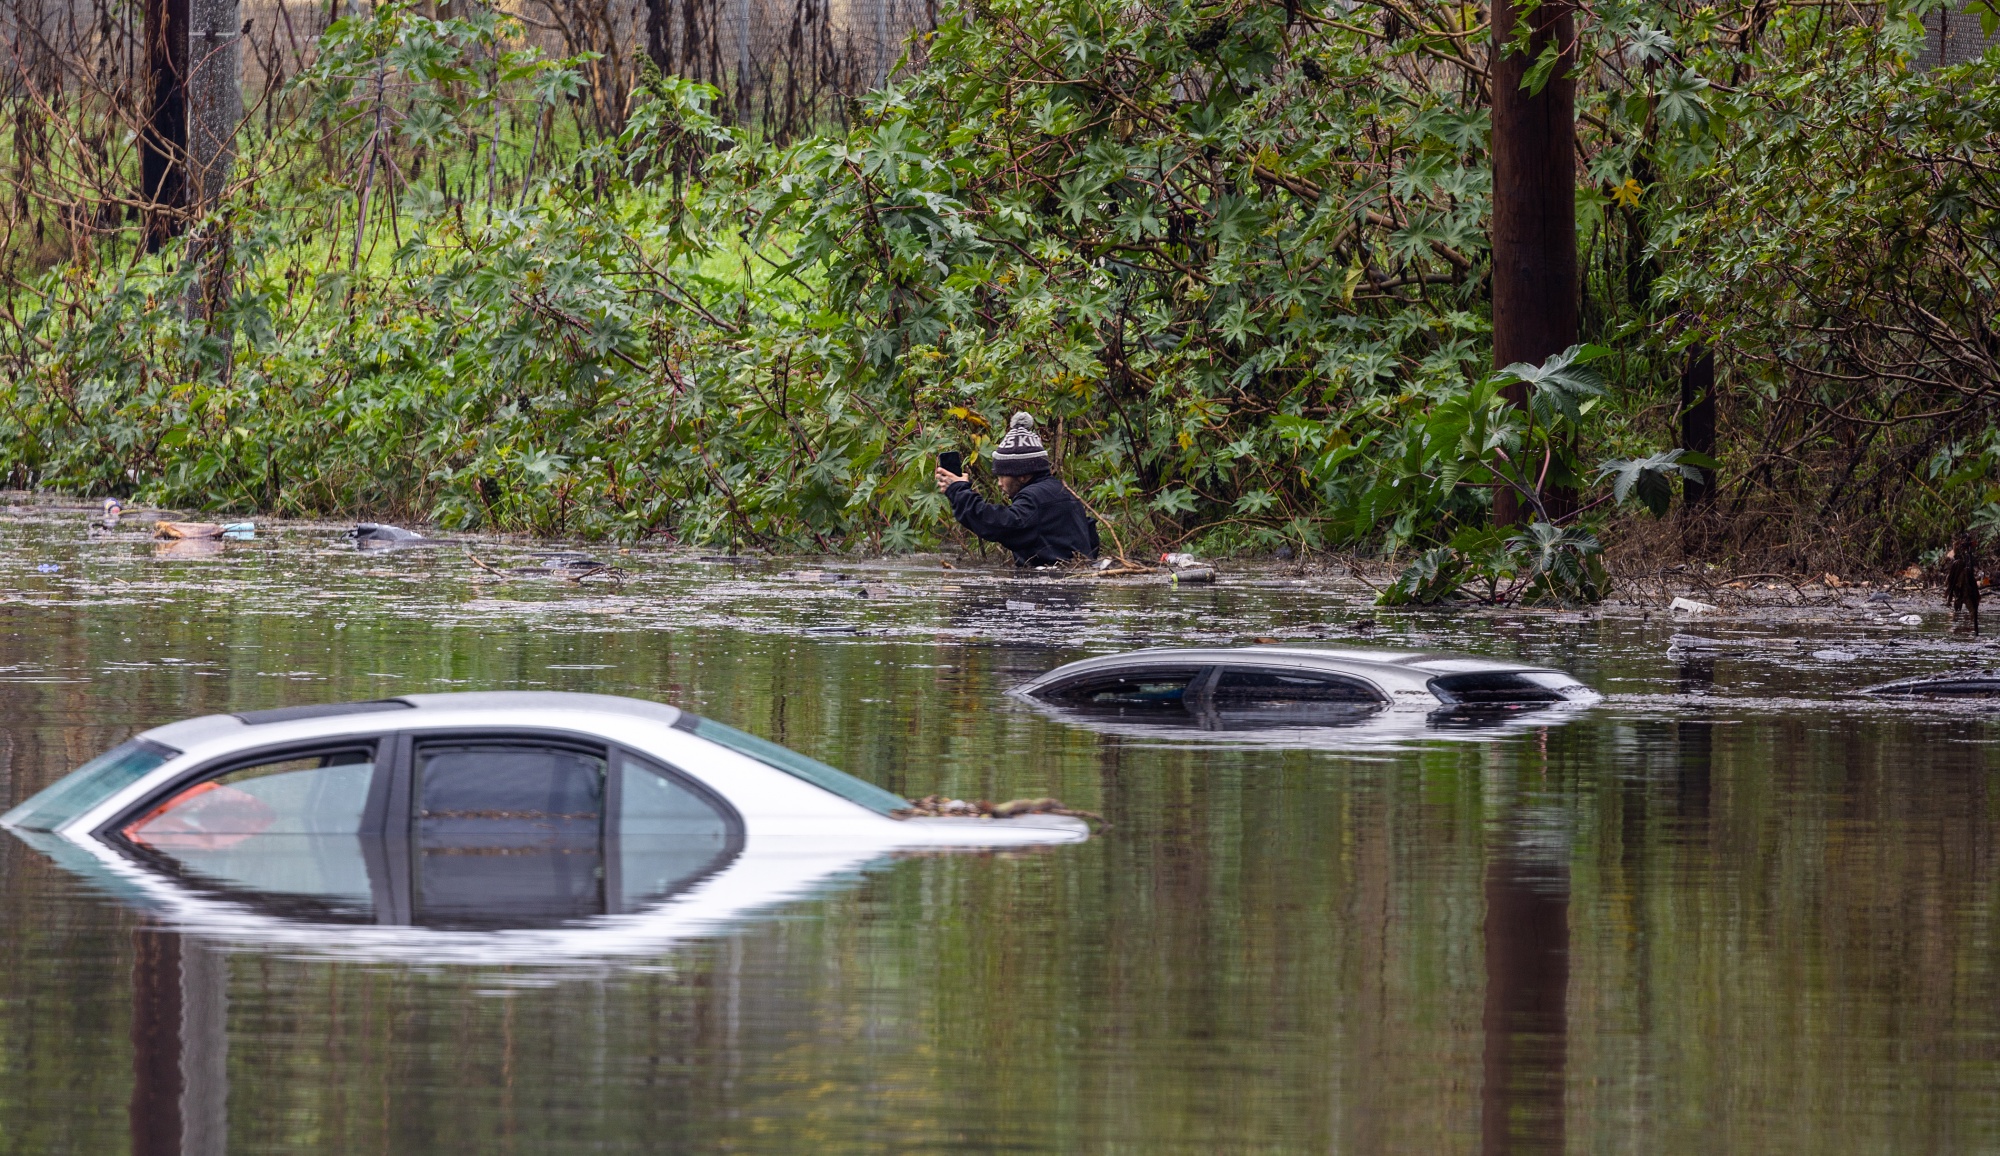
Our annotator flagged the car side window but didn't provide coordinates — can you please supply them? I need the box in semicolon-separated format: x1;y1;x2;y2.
116;744;381;922
616;753;741;911
1209;668;1384;705
1042;668;1206;708
124;746;377;849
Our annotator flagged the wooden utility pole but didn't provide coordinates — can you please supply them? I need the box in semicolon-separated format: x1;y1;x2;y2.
140;0;237;262
1489;0;1578;526
185;0;240;327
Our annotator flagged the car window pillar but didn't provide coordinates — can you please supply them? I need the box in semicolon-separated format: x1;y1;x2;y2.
366;732;414;924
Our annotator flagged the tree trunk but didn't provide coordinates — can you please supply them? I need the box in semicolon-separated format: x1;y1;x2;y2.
1488;0;1578;526
141;0;190;252
1680;344;1716;507
646;0;674;73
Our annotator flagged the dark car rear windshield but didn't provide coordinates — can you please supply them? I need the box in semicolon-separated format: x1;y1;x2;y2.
2;739;180;831
677;716;907;815
1428;672;1572;706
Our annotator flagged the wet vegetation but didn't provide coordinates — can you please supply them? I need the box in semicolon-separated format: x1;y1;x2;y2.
0;0;1991;584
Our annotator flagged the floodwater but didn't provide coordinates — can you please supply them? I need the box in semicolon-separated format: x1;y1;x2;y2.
3;502;2000;1154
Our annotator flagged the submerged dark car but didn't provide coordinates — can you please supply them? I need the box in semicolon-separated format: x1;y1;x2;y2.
1012;646;1600;738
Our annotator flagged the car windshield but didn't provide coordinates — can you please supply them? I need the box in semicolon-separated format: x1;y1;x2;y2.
3;739;180;831
681;716;906;815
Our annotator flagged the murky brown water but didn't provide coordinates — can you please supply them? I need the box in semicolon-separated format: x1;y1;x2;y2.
3;502;2000;1153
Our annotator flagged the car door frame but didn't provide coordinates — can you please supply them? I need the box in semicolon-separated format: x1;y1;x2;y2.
383;726;746;923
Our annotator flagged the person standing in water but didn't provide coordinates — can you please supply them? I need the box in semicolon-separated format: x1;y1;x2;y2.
934;412;1099;566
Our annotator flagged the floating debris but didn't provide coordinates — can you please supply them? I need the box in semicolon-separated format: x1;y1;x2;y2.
1899;614;1924;626
465;552;622;585
221;522;255;541
893;794;1106;826
350;523;425;548
1170;566;1217;585
100;498;121;529
1005;599;1036;611
1669;596;1718;614
154;521;224;540
34;563;58;573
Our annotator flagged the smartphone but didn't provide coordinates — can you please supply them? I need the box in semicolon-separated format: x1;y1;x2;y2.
938;451;964;475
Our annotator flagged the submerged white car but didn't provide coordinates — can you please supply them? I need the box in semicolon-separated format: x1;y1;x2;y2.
2;692;1086;963
1012;645;1600;737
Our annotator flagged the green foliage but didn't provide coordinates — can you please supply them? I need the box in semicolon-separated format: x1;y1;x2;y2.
1375;520;1606;606
1598;449;1717;518
0;0;1992;569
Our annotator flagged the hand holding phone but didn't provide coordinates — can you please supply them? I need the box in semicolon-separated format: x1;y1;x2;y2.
935;451;966;493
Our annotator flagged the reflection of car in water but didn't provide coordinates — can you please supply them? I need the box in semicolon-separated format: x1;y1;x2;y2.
3;692;1086;964
1011;646;1599;743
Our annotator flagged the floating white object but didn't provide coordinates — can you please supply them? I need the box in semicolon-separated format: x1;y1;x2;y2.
1669;596;1717;614
1899;614;1924;626
1005;599;1036;611
1813;649;1859;662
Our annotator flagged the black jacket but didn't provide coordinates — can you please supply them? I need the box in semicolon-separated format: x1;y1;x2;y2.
946;475;1099;566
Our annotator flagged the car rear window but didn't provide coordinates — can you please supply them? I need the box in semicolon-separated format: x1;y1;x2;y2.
1427;671;1572;705
3;739;181;831
678;716;907;815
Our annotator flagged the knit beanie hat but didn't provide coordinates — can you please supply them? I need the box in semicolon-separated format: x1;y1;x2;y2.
992;412;1051;476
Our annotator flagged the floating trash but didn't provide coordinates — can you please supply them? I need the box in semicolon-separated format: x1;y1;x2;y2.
154;521;224;540
222;522;255;541
34;563;58;573
349;522;424;548
1669;596;1718;614
1812;649;1859;662
1005;599;1036;612
1170;566;1217;585
100;498;121;529
1898;614;1924;626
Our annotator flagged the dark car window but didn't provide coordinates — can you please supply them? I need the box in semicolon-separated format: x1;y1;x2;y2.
1040;668;1205;708
616;753;740;911
1209;668;1384;705
414;742;606;929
